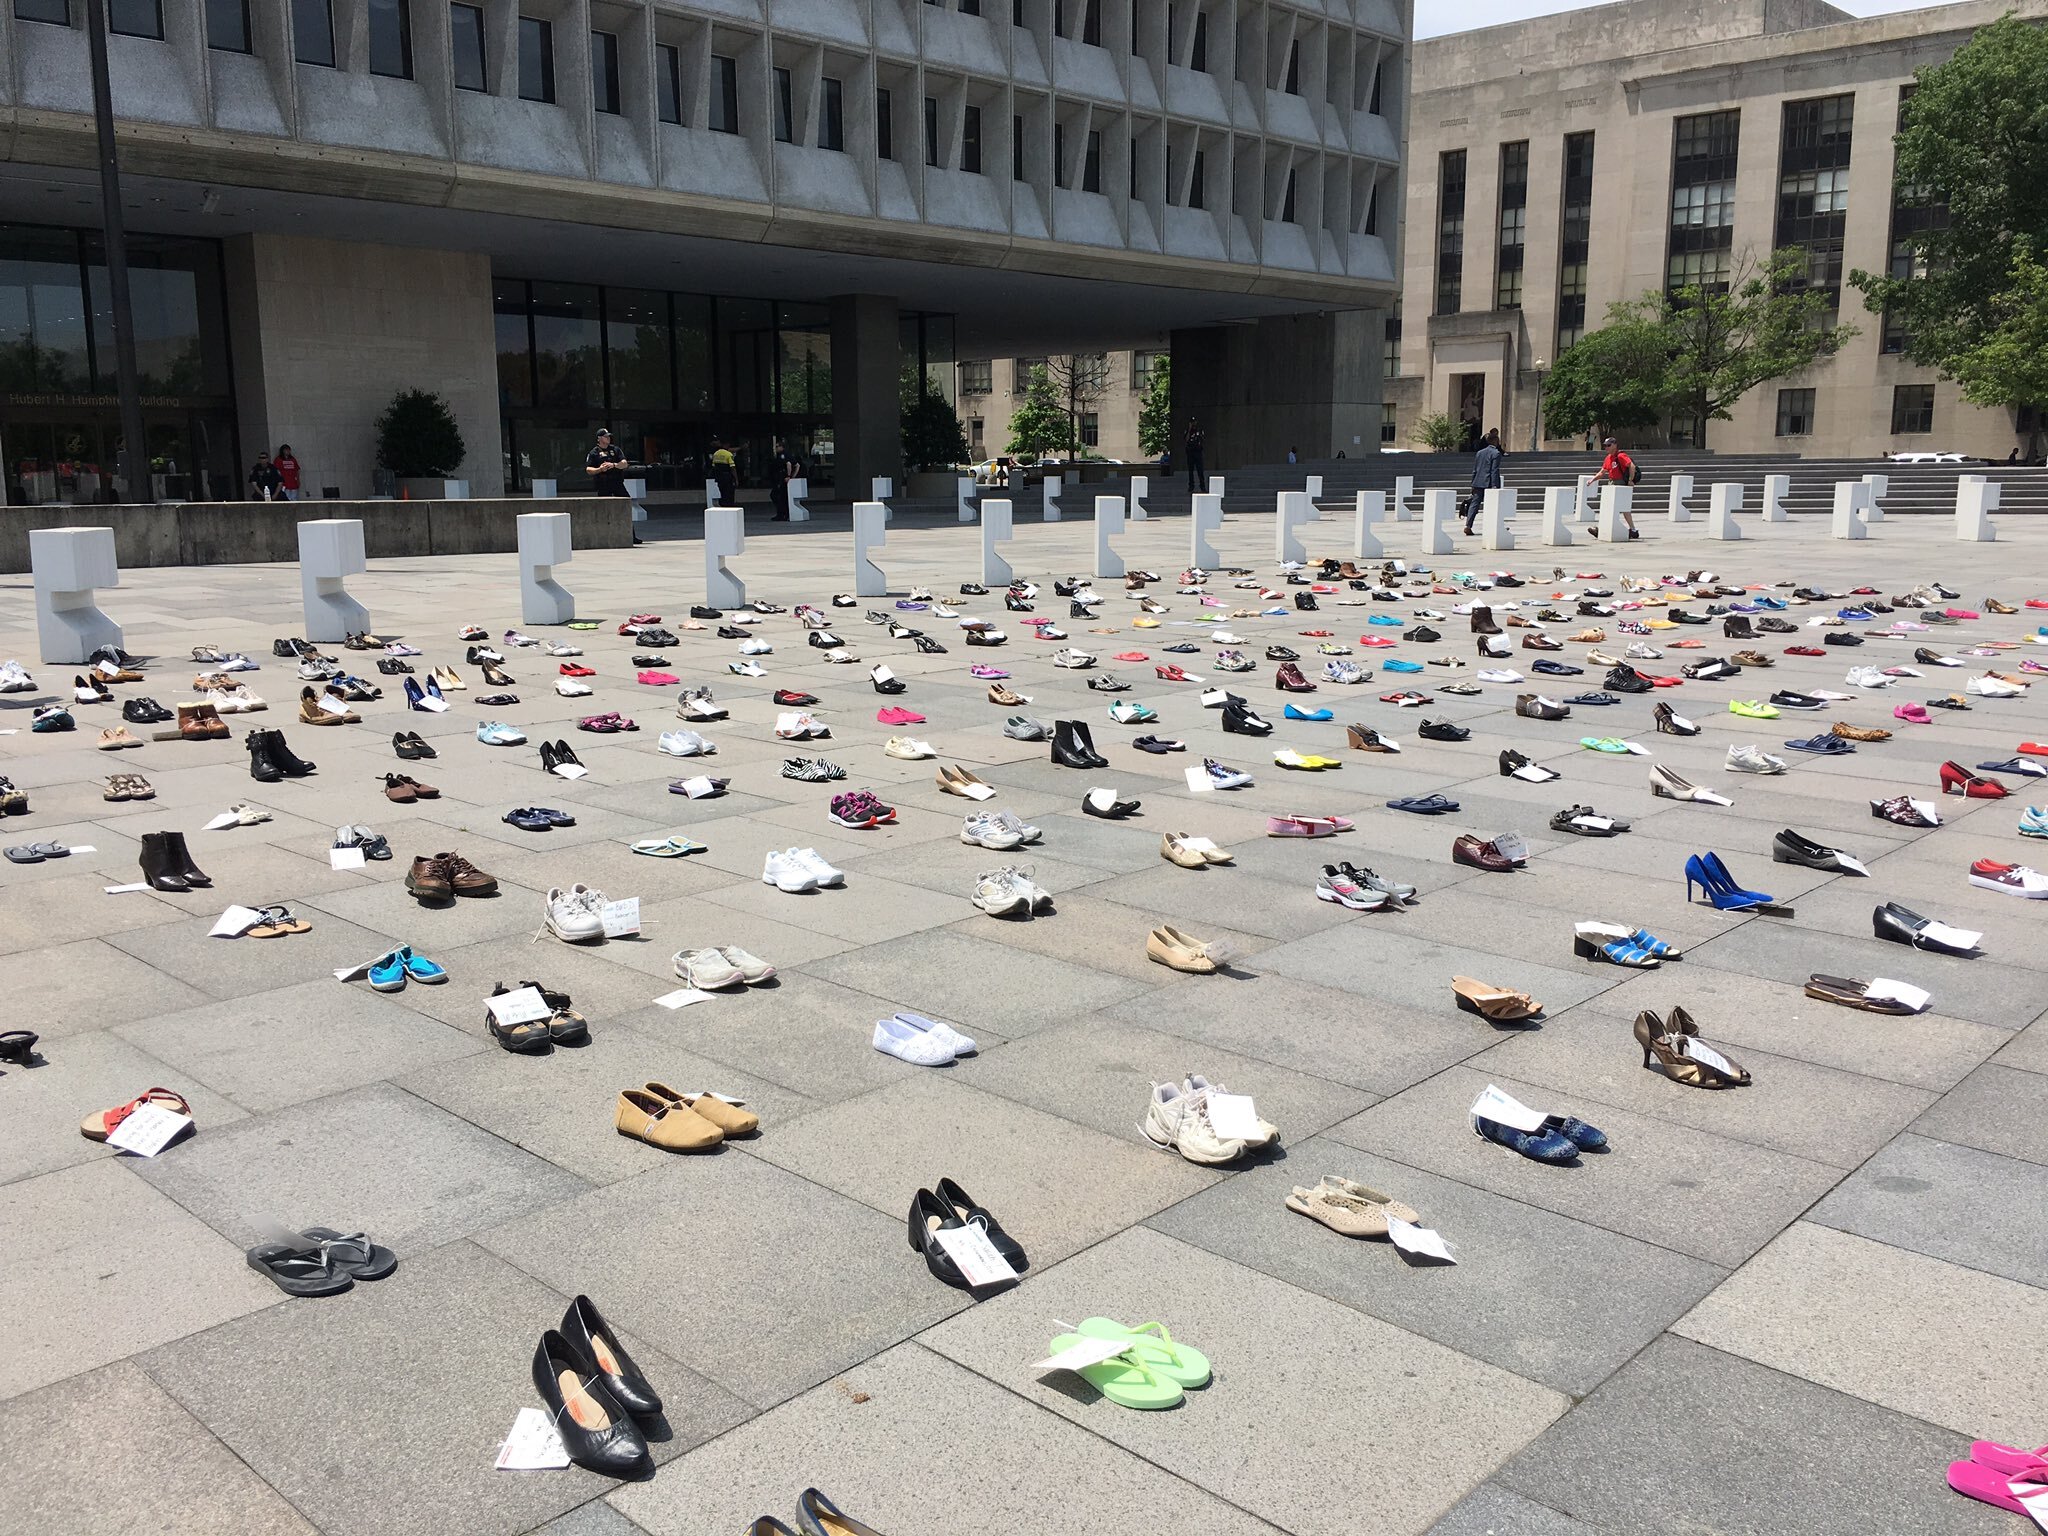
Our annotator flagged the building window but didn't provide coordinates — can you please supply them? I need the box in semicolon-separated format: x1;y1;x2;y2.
589;30;619;113
656;43;681;123
1556;129;1594;350
1281;169;1296;223
1080;411;1100;448
1083;129;1102;193
820;77;843;149
293;0;335;66
1891;383;1935;434
1668;109;1738;293
1775;388;1815;437
1435;148;1466;315
711;55;738;134
206;0;249;50
517;16;554;102
1382;305;1401;379
1284;39;1300;95
1775;94;1852;306
13;0;68;24
1381;402;1397;444
774;67;794;142
1132;349;1165;390
1369;58;1383;115
970;417;985;448
1882;84;1947;356
1495;140;1528;309
1012;113;1024;180
925;96;940;167
109;0;163;39
877;89;893;159
366;0;410;76
1189;149;1204;209
1014;356;1045;390
452;4;486;90
1191;10;1206;72
962;104;982;173
960;360;993;394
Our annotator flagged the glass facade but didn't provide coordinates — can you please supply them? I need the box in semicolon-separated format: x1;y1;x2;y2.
1;222;239;505
1667;110;1738;293
1556;131;1594;351
1434;149;1465;315
1494;141;1527;310
1775;95;1852;306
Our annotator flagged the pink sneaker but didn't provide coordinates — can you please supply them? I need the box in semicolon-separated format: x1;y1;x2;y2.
1893;702;1932;724
876;706;926;725
636;670;679;685
1945;608;1980;620
969;663;1010;679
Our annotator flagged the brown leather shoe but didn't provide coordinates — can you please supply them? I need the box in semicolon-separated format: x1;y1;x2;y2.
1452;834;1515;872
643;1081;758;1136
615;1088;723;1151
1521;632;1561;651
436;851;499;896
405;855;453;901
1833;721;1893;743
1469;606;1501;635
1275;662;1315;692
1731;650;1775;668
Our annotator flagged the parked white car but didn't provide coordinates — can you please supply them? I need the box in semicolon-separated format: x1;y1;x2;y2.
1887;451;1971;464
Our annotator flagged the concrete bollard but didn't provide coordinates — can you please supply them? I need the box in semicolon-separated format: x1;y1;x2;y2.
1956;476;1999;542
297;518;370;643
1190;492;1223;570
1481;487;1517;551
531;479;558;499
517;512;575;624
787;477;810;523
1392;474;1415;521
853;501;888;595
1352;490;1386;559
624;477;648;527
1861;473;1888;524
1276;491;1312;564
1667;472;1693;524
1209;476;1227;501
1420;489;1457;556
703;477;723;508
1304;474;1324;506
871;477;893;525
705;507;747;607
1042;477;1061;523
1574;472;1599;524
1540;487;1576;546
31;526;122;665
1095;495;1127;579
981;498;1015;586
1706;483;1744;541
1598;484;1633;544
1129;474;1149;522
1761;474;1789;524
956;476;977;525
1831;481;1870;540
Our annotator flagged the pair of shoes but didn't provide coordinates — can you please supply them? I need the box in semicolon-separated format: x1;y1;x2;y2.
872;1010;976;1063
973;866;1052;916
961;809;1041;849
751;1489;890;1535
1161;831;1232;867
1051;719;1109;767
1040;1317;1212;1411
137;832;210;891
405;851;498;902
1550;805;1627;837
763;848;844;891
245;1227;398;1295
364;946;447;991
1143;1074;1274;1161
616;1081;757;1150
671;945;773;986
1685;851;1790;914
1574;919;1678;967
1287;1175;1422;1236
1146;924;1224;970
1473;1094;1609;1163
829;789;898;827
1452;976;1541;1021
532;1296;661;1476
486;979;588;1049
543;884;614;942
1454;832;1524;871
908;1177;1025;1286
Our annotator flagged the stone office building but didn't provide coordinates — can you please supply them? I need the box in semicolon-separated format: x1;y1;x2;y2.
1384;0;2047;462
0;0;1406;506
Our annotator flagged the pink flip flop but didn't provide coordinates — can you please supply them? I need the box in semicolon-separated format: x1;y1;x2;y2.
1948;1459;2048;1515
1970;1442;2048;1476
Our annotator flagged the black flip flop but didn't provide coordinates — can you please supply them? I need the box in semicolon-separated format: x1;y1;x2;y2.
299;1227;398;1280
246;1241;354;1296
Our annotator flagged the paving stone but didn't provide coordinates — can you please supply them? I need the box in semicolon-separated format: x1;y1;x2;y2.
692;869;968;944
1910;1062;2048;1165
611;1340;1284;1536
0;1361;316;1534
1809;1133;2048;1289
1079;861;1362;937
1993;1012;2048;1076
102;906;418;1002
528;1504;655;1536
477;1157;966;1409
0;1159;279;1399
1255;926;1624;1017
141;1240;749;1536
1684;919;2037;1028
1425;1486;1599;1536
1677;1221;2048;1441
1497;1334;1992;1536
0;869;190;955
922;1225;1567;1536
946;889;1277;981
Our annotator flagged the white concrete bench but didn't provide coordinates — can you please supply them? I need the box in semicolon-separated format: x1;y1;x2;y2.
1042;478;1061;523
1761;474;1789;524
1706;483;1744;541
31;526;122;665
1861;473;1888;524
1598;484;1633;543
517;512;575;624
1420;489;1456;555
956;476;977;524
1095;495;1127;579
853;501;888;595
1831;481;1870;540
981;497;1015;586
1541;487;1576;546
1391;474;1415;522
1275;490;1312;564
1956;475;1999;542
705;506;747;607
1190;492;1223;570
1667;473;1694;525
787;476;810;523
1481;487;1517;551
1352;490;1386;559
297;518;370;642
1129;474;1149;521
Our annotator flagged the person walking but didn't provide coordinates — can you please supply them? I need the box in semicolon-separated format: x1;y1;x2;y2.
273;444;302;501
1594;437;1641;540
1184;420;1207;494
1462;428;1504;535
247;451;283;501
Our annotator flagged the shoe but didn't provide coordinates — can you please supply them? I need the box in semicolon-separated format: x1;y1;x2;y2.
1969;859;2048;898
1872;900;1980;954
1453;834;1516;872
530;1330;650;1476
1684;851;1786;912
1141;1080;1243;1158
1516;693;1570;721
1726;744;1788;775
1871;795;1942;827
1573;920;1675;967
1941;760;2008;798
544;884;607;942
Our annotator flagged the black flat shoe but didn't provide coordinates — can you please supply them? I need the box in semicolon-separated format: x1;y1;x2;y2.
1872;901;1980;955
404;730;436;759
394;732;425;761
531;1329;650;1477
561;1294;662;1418
1773;828;1861;874
935;1176;1026;1267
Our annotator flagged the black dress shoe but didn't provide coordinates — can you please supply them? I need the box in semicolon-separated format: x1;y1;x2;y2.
1406;625;1440;643
560;1295;662;1419
1773;828;1857;873
913;634;946;654
797;1488;884;1535
690;605;722;620
907;1188;971;1288
394;731;426;761
807;632;842;649
553;739;583;767
1083;788;1141;818
1265;646;1299;662
959;583;988;595
1070;720;1110;766
540;741;561;773
377;657;414;674
1824;632;1863;646
1222;702;1272;735
1419;719;1469;742
530;1330;650;1476
872;674;906;695
1872;901;1980;955
404;730;436;758
1050;721;1098;768
717;625;748;639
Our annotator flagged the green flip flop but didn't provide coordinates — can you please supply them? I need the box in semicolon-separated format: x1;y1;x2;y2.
1074;1317;1211;1388
1045;1334;1184;1409
1579;737;1630;754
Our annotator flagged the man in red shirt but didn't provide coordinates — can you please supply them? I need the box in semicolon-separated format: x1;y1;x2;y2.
1594;437;1640;540
274;444;302;501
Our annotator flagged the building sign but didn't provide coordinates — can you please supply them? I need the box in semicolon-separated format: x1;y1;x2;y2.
6;393;209;410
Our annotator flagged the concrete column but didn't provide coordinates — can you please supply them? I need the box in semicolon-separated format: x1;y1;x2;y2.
1540;487;1575;546
1095;495;1127;579
1276;491;1312;564
1574;472;1598;524
517;512;576;624
1599;485;1633;543
1761;474;1790;523
1190;492;1223;569
1392;474;1415;521
1667;473;1693;524
1129;474;1149;521
1831;481;1869;540
1481;487;1516;551
297;518;370;642
981;498;1015;585
853;502;888;595
1352;490;1386;559
1420;489;1456;555
705;507;747;607
1861;473;1888;523
31;527;122;664
1706;483;1744;541
830;294;901;506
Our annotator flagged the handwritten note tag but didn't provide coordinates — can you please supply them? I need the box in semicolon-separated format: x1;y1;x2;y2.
1386;1215;1457;1264
494;1407;570;1471
413;695;449;712
202;811;241;831
329;846;367;871
933;1223;1018;1287
209;904;264;938
599;898;640;938
1866;978;1932;1013
678;775;717;798
1469;1083;1548;1133
486;986;550;1027
1184;766;1215;793
316;693;352;716
107;1102;194;1157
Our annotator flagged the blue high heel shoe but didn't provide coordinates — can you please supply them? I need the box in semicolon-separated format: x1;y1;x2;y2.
1684;851;1787;913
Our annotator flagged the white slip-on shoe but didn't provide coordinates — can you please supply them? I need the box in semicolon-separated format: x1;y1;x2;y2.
672;947;746;988
761;850;820;893
716;944;776;983
545;884;607;942
894;1011;976;1056
872;1013;957;1065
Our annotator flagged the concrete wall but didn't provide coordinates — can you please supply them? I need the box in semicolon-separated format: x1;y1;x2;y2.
227;234;504;499
1171;309;1389;471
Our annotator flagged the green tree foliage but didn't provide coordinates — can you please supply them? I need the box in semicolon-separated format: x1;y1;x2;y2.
1541;318;1674;440
1850;15;2048;441
899;369;969;472
1006;363;1069;459
1408;410;1467;453
374;388;465;478
1137;355;1173;458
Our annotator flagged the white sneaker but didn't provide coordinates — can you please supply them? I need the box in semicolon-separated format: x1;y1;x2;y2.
0;660;33;692
1624;641;1662;659
218;653;258;672
885;736;935;759
717;944;776;983
961;812;1024;850
786;846;844;887
1000;865;1052;910
1184;1074;1277;1146
543;640;583;657
872;1014;957;1065
1726;744;1788;775
1968;675;2025;698
972;868;1030;915
1477;668;1523;684
762;850;820;892
556;678;593;696
892;1010;976;1055
739;638;773;656
729;660;767;677
658;730;712;756
1846;666;1893;689
1140;1082;1245;1165
672;947;746;988
1210;630;1243;645
992;809;1042;844
677;691;725;720
545;884;607;942
1052;648;1096;669
504;630;538;648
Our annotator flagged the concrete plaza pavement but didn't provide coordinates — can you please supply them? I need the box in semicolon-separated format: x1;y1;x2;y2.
0;499;2043;1535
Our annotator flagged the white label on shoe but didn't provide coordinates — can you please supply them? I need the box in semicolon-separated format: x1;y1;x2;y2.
1866;978;1933;1012
1679;1037;1741;1077
1833;854;1870;877
1470;1084;1549;1133
680;776;717;798
1573;816;1616;831
2010;1481;2048;1533
414;696;449;712
332;953;388;982
872;666;895;683
317;694;351;716
1920;921;1982;950
933;1223;1018;1287
1620;740;1652;756
1205;1092;1265;1142
103;882;149;894
495;1407;571;1471
202;812;240;831
1183;836;1221;853
1033;1333;1135;1374
1697;790;1734;806
66;846;94;854
1491;832;1530;864
209;904;265;938
653;988;714;1010
487;986;551;1027
106;1103;194;1157
1511;765;1552;782
329;846;367;871
957;782;995;801
599;898;640;938
551;763;589;780
1185;767;1215;792
1385;1216;1457;1264
96;659;122;677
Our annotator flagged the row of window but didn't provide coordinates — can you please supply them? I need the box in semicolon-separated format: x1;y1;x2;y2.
955;350;1165;395
1775;383;1935;437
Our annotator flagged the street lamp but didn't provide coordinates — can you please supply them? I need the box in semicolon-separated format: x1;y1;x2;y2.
1530;358;1548;453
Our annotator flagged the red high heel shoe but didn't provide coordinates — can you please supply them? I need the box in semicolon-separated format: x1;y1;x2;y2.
1939;760;2008;798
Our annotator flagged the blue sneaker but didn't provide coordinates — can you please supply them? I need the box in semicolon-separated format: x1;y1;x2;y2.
1474;1114;1579;1163
477;721;526;745
2020;806;2048;839
1284;703;1334;721
1838;606;1873;621
1367;614;1404;626
399;945;447;983
1384;658;1424;674
368;951;408;992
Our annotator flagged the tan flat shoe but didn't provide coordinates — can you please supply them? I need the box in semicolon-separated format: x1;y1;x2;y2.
643;1081;759;1136
1285;1181;1417;1237
300;686;357;724
1161;832;1208;869
1147;924;1221;973
97;725;140;750
614;1088;722;1151
1570;628;1605;643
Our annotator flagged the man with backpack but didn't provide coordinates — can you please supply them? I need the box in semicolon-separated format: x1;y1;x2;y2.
1595;437;1642;540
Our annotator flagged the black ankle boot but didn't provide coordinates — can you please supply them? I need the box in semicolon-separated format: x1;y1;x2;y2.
264;730;317;777
246;729;283;783
139;832;189;892
163;831;211;888
1050;722;1094;769
1071;720;1110;766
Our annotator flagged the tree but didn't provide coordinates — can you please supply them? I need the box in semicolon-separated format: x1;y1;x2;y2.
1409;411;1467;453
1041;353;1110;460
1622;246;1854;448
1136;355;1173;458
1849;14;2048;449
375;388;465;478
1541;318;1674;441
899;369;969;472
1006;363;1068;460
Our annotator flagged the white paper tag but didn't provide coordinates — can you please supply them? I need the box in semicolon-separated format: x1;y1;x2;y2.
1491;832;1530;864
329;845;367;871
317;693;351;716
872;666;896;683
1205;1092;1265;1142
103;882;149;894
958;782;995;801
96;659;122;677
1921;921;1982;950
332;952;390;982
1680;1037;1741;1076
680;775;717;798
1866;978;1933;1012
202;811;240;831
487;986;551;1026
1573;815;1615;831
1908;799;1942;824
414;695;449;712
106;1102;194;1156
1033;1333;1136;1374
1183;836;1221;852
599;897;640;938
654;987;715;1009
1470;1083;1549;1133
1620;740;1652;756
495;1407;571;1472
209;904;265;938
66;845;95;854
2011;1480;2048;1533
1185;766;1215;792
552;762;589;779
933;1223;1019;1287
1385;1215;1457;1264
1511;764;1553;782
